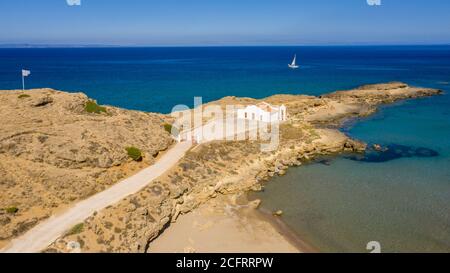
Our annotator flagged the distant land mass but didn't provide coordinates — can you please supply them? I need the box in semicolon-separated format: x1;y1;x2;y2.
0;44;123;48
1;43;450;49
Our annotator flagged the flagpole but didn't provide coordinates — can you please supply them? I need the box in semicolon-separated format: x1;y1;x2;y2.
21;69;30;91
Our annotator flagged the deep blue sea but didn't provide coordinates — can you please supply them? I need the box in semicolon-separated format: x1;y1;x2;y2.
1;46;449;252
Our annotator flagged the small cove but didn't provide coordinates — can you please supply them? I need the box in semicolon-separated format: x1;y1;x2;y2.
250;95;450;253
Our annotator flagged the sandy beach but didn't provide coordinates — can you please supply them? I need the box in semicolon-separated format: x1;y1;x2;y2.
148;195;311;253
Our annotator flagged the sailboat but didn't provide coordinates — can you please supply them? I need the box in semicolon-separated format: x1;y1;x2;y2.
288;54;299;69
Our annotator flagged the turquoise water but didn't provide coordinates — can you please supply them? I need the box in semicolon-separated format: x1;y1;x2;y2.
251;95;450;253
1;46;449;252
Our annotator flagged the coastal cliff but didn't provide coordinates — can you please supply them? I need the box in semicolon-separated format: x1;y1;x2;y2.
32;82;442;253
0;89;173;247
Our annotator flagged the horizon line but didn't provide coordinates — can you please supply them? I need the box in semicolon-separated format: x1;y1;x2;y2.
1;43;450;49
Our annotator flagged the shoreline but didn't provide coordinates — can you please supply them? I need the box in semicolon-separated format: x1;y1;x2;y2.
147;83;443;254
147;194;305;253
253;203;318;253
43;83;445;253
1;82;442;252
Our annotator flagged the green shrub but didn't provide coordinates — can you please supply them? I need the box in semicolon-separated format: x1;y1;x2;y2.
163;123;172;133
126;147;143;161
18;94;30;99
5;206;19;214
163;123;179;136
66;223;84;236
85;100;107;114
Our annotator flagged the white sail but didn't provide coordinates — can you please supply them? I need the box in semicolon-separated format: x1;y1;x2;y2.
291;55;296;66
288;54;299;69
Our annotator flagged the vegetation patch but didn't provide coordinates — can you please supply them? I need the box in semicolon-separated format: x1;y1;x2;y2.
163;123;179;136
126;147;143;161
5;206;19;214
85;100;107;114
66;223;84;236
163;123;172;133
18;94;30;99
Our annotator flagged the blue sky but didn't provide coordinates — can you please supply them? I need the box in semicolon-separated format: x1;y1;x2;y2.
0;0;449;45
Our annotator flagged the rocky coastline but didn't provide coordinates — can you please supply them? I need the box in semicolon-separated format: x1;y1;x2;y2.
0;82;442;252
0;89;174;248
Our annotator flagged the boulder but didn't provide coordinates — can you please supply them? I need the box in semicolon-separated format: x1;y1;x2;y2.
273;210;283;216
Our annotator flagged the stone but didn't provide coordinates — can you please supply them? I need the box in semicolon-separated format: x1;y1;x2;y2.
273;210;283;216
31;95;53;107
136;208;148;216
0;215;11;225
126;203;137;212
248;199;261;209
373;144;383;151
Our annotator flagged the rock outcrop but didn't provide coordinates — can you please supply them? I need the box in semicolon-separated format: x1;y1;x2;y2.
0;89;173;244
44;82;442;253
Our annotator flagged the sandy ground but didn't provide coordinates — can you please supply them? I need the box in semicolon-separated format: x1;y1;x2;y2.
1;141;192;253
148;196;306;253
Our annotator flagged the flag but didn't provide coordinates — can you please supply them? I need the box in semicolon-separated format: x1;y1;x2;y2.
22;69;31;77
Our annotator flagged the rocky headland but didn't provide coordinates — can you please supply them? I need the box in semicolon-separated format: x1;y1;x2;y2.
0;82;442;252
0;89;173;247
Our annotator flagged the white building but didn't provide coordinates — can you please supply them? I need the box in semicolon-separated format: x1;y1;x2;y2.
237;102;287;123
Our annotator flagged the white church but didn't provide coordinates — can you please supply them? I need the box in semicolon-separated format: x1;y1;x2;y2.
237;102;287;123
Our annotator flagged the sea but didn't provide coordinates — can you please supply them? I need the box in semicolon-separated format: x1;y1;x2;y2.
0;46;449;252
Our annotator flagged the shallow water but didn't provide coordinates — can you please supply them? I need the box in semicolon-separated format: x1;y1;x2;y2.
250;95;450;253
